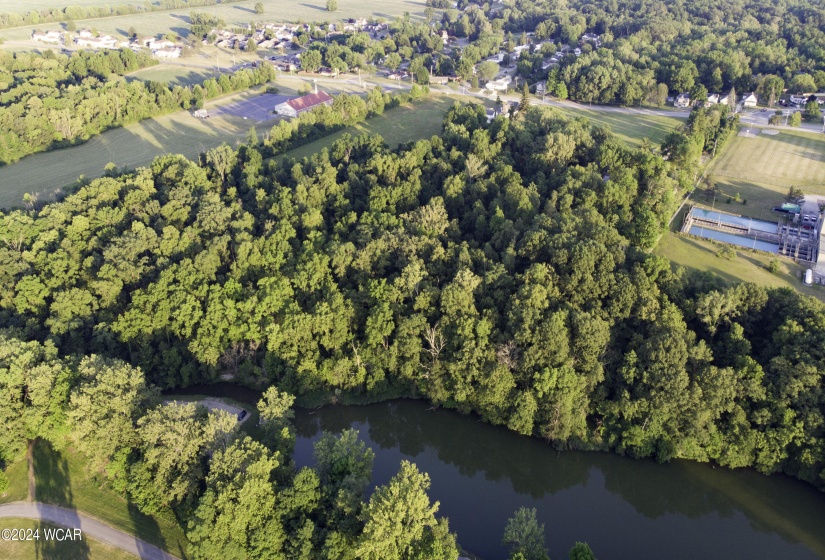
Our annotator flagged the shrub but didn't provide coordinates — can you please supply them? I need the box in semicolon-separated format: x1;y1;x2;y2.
767;259;780;273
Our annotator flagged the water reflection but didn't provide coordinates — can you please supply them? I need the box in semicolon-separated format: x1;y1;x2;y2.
163;386;825;560
293;400;825;560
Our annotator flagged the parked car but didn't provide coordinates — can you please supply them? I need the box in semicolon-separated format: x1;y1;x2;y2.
238;410;247;420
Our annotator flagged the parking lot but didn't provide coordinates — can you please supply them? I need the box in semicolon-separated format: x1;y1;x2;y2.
211;93;290;123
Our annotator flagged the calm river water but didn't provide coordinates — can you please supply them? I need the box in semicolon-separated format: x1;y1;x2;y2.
171;385;825;559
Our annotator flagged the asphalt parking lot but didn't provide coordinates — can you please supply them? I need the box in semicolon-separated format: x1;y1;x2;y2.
211;93;290;122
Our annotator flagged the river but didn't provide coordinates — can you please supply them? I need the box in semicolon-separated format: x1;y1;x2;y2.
168;385;825;560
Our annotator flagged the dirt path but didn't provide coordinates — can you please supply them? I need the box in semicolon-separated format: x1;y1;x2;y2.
0;502;180;560
26;440;35;502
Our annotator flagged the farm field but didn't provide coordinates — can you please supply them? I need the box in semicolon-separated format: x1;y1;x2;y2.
706;127;825;215
0;518;137;560
655;231;825;302
275;94;464;162
0;0;426;41
0;439;187;557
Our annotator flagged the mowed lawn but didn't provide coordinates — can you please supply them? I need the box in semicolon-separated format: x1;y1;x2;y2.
706;128;825;214
655;232;825;302
0;518;137;560
561;105;685;148
0;0;426;41
276;95;462;162
125;64;222;87
0;88;279;209
1;439;189;557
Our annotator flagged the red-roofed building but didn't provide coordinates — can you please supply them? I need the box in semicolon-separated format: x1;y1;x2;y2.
274;91;333;118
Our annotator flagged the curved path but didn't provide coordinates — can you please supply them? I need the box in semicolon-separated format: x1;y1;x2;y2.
0;502;180;560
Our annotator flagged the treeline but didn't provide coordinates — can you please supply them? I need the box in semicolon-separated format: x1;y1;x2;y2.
262;85;428;156
1;103;823;492
0;333;460;558
0;48;275;166
0;0;244;30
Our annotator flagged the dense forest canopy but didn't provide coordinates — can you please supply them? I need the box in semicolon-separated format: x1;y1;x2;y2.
1;103;823;495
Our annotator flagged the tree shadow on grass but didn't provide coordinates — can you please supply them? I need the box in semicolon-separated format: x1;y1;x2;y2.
33;439;91;559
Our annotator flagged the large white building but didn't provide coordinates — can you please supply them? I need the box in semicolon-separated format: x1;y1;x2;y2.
274;91;334;118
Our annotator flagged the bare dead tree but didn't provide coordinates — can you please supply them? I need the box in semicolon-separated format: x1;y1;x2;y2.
496;340;520;370
424;322;446;363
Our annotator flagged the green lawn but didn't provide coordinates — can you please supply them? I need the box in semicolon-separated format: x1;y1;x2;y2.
0;88;275;209
0;0;426;41
703;128;825;216
126;64;222;87
560;105;685;148
0;518;137;560
275;95;461;162
3;440;189;558
655;231;825;302
0;457;29;504
709;128;825;189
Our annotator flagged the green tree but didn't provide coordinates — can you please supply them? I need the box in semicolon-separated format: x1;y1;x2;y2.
789;73;816;94
569;542;596;560
519;83;530;111
300;49;322;73
327;0;338;11
254;2;264;14
789;111;802;126
477;60;499;81
803;99;821;122
356;461;458;560
503;507;550;560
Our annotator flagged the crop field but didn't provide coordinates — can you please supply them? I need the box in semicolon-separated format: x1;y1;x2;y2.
0;0;426;41
0;518;138;560
655;231;825;302
705;128;825;215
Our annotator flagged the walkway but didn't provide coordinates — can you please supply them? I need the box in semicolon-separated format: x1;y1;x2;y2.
0;502;180;560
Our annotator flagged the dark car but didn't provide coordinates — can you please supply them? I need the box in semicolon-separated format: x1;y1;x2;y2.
238;410;247;420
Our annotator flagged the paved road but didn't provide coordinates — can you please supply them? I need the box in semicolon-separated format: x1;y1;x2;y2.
0;502;180;560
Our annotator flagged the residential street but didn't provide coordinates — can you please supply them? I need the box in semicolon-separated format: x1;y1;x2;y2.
0;502;180;560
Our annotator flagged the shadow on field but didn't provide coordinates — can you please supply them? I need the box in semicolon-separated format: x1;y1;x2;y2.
299;3;326;11
33;439;91;559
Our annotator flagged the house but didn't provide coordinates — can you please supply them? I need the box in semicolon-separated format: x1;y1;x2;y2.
674;92;691;108
154;47;182;59
193;109;209;119
705;93;720;105
274;91;334;118
580;33;602;47
485;75;512;92
742;92;758;108
31;30;63;44
147;38;175;50
429;75;450;85
74;34;118;49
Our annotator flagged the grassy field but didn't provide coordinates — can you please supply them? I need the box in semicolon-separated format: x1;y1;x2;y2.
655;232;825;302
4;439;189;557
561;105;685;148
0;0;426;41
0;518;137;560
704;128;825;216
276;94;462;162
125;64;222;87
0;457;29;504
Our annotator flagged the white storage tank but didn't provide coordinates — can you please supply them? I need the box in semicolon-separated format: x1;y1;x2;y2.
804;269;813;285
